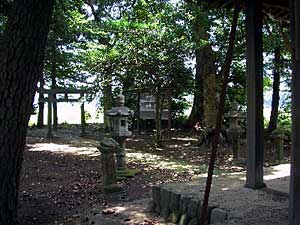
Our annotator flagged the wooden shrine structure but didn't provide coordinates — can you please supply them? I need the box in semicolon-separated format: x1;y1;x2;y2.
37;88;87;138
200;0;299;224
136;89;172;136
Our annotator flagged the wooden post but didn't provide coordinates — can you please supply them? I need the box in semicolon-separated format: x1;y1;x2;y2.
80;93;86;137
47;96;53;138
289;0;300;224
245;0;265;189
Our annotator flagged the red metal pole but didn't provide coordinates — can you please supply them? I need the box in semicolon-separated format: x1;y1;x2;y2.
199;4;240;225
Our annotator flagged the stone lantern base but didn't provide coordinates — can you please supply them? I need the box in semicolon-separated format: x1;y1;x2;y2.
117;168;142;179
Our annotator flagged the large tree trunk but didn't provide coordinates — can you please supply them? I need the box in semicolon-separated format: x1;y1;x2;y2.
187;48;204;127
0;1;54;224
188;44;216;128
267;48;281;135
186;10;205;128
37;75;45;128
187;9;216;128
202;46;217;128
51;49;58;130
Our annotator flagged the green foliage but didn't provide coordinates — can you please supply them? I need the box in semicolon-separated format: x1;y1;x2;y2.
78;0;194;118
278;108;292;138
42;0;292;130
85;111;92;121
43;0;90;88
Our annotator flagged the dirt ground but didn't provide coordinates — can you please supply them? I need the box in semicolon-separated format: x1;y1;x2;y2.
18;126;290;225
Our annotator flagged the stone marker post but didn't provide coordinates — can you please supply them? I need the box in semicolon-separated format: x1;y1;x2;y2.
97;137;123;193
226;102;243;159
106;94;133;171
270;128;285;162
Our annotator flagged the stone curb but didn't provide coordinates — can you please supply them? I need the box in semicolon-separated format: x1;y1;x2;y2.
149;184;228;225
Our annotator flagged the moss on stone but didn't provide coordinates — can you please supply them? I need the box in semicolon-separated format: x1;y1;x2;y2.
117;168;142;178
168;211;180;224
178;213;188;225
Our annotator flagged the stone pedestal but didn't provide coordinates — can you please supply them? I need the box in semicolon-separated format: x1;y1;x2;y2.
113;136;127;170
225;102;244;159
97;138;123;193
230;129;242;159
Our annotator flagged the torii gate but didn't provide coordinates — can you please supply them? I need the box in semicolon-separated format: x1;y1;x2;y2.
37;88;87;138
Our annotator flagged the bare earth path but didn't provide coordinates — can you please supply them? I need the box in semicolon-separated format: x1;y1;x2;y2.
19;127;290;225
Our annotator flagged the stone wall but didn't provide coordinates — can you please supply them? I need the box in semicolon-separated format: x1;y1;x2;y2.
148;183;228;225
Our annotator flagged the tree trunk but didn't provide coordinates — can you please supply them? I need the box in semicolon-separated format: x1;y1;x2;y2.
187;10;216;128
188;44;216;128
167;88;172;138
51;51;58;130
187;48;204;127
103;73;113;131
0;1;54;224
202;47;217;129
187;10;204;128
268;48;281;135
155;88;162;147
37;75;45;128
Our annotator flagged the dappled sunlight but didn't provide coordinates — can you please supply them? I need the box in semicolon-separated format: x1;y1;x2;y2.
91;199;162;225
171;137;198;141
264;164;290;195
27;143;99;157
264;163;290;180
126;138;145;142
168;144;180;148
126;149;206;174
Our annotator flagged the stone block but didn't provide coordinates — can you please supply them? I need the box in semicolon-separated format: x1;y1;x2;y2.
187;198;199;219
160;188;171;210
152;186;161;204
161;208;170;220
179;195;191;214
169;192;181;211
197;201;202;219
210;208;228;224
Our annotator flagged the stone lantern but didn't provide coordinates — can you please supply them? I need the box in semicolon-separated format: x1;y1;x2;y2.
269;128;285;162
225;102;244;159
106;94;134;170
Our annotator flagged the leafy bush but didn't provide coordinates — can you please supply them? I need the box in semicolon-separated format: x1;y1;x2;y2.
278;110;291;139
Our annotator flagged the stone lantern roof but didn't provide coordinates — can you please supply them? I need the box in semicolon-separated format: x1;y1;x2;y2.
106;94;134;117
225;102;244;119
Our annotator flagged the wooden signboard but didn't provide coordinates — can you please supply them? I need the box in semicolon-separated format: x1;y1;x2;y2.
139;93;168;120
